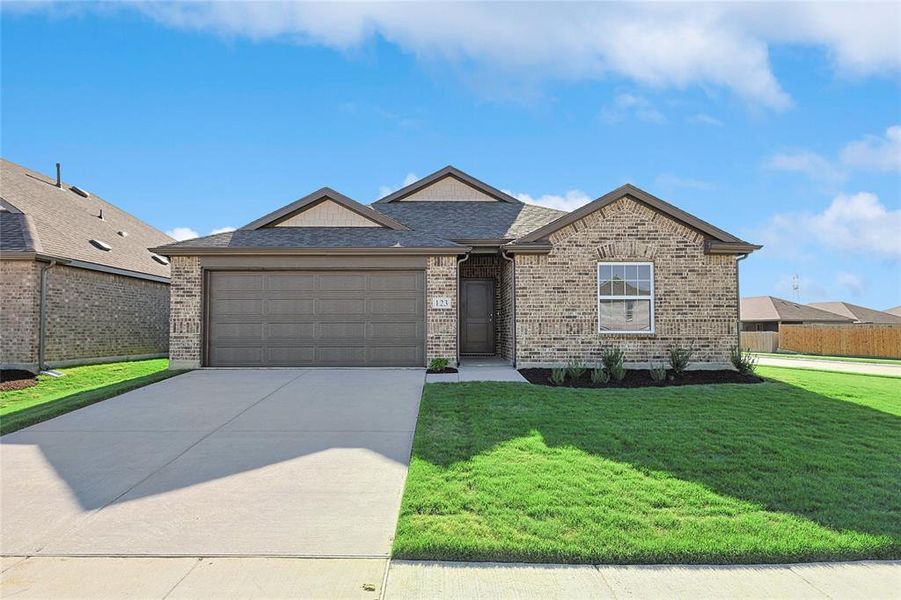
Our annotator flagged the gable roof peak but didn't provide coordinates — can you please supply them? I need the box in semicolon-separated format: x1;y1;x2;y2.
374;165;521;204
241;187;408;231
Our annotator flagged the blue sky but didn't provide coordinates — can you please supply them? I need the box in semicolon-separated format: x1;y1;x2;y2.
2;2;899;309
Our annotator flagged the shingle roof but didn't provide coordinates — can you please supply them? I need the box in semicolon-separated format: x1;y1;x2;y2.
0;158;174;278
740;296;855;323
886;305;901;317
808;302;901;324
159;227;463;250
375;201;566;240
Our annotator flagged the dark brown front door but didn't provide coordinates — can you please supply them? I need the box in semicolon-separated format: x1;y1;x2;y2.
461;279;495;354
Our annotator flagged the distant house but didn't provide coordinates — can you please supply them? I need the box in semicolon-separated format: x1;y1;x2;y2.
740;296;853;332
0;159;174;372
808;302;901;325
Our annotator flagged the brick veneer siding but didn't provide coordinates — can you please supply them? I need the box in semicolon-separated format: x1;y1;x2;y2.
44;264;169;364
514;197;738;367
498;256;515;361
0;261;41;369
1;260;169;371
427;255;458;366
169;256;203;369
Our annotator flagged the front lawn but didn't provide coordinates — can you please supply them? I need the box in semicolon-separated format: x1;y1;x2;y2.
393;366;901;564
0;359;185;435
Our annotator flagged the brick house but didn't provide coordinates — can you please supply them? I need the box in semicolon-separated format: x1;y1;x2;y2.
0;159;173;372
154;166;759;370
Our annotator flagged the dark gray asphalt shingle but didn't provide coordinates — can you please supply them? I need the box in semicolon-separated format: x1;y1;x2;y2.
161;227;464;249
374;202;566;240
0;213;35;252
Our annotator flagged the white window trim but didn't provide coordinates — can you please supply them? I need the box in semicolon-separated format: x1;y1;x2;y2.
597;261;655;334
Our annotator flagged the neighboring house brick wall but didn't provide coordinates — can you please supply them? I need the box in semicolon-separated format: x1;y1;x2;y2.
426;255;457;365
515;197;738;367
0;260;41;369
44;264;169;364
169;256;203;369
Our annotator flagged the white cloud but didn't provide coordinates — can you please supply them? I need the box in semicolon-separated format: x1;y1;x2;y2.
760;192;901;258
601;93;665;124
766;150;847;186
28;3;901;109
840;125;901;172
655;174;715;191
165;226;235;240
688;113;724;127
166;227;200;241
378;172;419;199
510;189;592;212
836;272;866;297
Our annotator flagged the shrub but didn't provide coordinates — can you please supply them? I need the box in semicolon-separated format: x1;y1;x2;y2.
549;367;567;386
428;357;449;372
730;346;758;375
567;361;587;381
649;364;667;382
601;347;625;372
609;362;626;382
590;367;609;384
668;346;693;375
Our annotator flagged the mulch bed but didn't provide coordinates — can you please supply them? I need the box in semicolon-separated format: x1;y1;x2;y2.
0;369;38;392
427;367;459;374
519;368;762;388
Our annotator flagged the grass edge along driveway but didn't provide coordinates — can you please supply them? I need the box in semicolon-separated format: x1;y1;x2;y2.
1;359;187;435
393;366;900;564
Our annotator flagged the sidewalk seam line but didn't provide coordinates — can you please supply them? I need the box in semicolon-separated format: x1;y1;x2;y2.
787;565;834;599
161;557;203;600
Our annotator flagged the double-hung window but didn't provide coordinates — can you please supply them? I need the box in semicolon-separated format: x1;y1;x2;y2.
597;262;654;333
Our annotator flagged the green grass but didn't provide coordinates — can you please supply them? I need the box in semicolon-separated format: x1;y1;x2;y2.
393;367;901;564
755;352;901;366
1;359;186;435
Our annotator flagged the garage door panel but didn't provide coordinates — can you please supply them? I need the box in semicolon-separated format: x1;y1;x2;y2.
211;273;264;291
212;299;263;317
319;273;367;291
267;298;316;315
267;272;317;290
208;270;424;367
265;323;316;340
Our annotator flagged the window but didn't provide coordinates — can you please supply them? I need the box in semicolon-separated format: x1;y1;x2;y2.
597;262;654;333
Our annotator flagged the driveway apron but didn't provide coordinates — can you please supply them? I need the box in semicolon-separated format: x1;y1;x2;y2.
0;368;424;557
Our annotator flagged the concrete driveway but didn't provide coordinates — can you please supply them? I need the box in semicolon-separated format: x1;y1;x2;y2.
0;368;424;558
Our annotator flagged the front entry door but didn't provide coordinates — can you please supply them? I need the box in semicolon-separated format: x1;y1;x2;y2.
461;279;495;354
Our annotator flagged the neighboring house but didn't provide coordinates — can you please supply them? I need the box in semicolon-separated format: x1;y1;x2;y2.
807;302;901;325
153;166;759;369
740;296;854;332
886;306;901;317
0;158;174;372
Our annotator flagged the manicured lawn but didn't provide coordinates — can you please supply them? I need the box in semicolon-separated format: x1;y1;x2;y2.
0;359;186;435
393;366;901;564
755;352;901;366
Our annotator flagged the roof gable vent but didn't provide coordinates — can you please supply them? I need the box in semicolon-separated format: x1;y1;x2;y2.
70;186;90;198
151;253;170;266
89;239;111;251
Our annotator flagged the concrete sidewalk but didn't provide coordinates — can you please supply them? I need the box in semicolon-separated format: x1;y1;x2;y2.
755;355;901;377
2;557;898;599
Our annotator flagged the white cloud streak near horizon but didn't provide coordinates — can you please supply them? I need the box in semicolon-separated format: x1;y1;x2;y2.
17;2;900;110
166;226;236;241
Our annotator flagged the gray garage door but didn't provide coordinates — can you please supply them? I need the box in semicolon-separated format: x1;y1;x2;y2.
207;270;425;367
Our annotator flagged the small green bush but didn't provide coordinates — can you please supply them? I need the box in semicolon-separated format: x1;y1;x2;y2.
590;367;609;384
649;364;667;382
549;367;567;386
609;363;626;382
601;347;625;372
428;357;450;372
668;346;693;375
567;361;587;381
730;346;757;374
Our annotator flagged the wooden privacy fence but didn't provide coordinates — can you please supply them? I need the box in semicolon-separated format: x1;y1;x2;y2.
778;324;901;359
740;331;779;353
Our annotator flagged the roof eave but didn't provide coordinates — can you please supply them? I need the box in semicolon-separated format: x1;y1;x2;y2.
150;246;470;257
503;242;553;255
705;241;763;255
